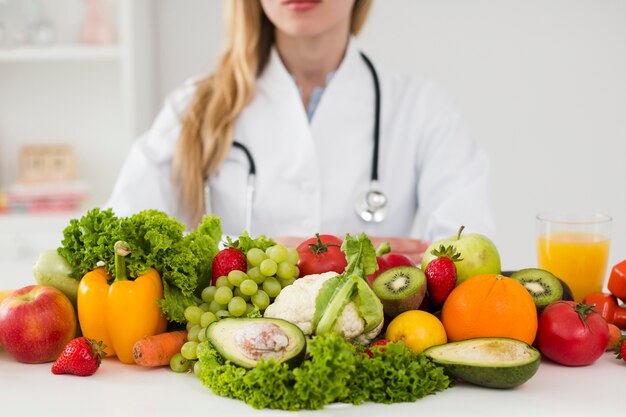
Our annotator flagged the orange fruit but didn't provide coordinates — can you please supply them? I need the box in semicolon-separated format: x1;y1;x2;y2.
441;274;538;345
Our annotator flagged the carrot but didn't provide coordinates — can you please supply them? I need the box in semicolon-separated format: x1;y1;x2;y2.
132;330;188;366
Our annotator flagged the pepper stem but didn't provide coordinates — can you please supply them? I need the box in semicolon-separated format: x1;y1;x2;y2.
114;240;131;282
375;241;391;257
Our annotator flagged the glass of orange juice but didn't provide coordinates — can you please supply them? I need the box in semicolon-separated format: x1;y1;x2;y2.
536;213;611;301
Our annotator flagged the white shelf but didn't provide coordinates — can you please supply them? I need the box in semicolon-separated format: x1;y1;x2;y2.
0;44;122;62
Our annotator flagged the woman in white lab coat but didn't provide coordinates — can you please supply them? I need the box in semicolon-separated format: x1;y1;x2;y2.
106;0;495;261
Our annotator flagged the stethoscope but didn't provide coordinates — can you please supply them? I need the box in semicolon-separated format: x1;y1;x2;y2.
204;52;387;233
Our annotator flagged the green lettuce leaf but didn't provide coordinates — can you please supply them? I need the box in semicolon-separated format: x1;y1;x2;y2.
58;208;121;279
197;334;451;410
226;231;276;253
314;275;357;335
341;232;378;278
57;210;222;323
313;233;383;336
353;276;384;332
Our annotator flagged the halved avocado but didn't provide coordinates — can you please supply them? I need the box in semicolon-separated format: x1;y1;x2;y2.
424;338;541;389
206;317;306;369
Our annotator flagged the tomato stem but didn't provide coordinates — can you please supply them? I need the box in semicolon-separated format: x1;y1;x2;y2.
574;302;599;329
308;233;341;255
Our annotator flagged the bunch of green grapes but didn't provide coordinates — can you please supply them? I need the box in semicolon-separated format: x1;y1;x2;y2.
170;243;299;374
206;243;299;318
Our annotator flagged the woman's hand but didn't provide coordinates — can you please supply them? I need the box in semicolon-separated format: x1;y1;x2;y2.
274;236;430;264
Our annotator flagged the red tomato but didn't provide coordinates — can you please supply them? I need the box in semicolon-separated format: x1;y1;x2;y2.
536;301;609;366
296;234;347;277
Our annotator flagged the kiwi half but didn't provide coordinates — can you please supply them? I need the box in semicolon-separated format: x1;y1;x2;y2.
510;268;563;312
371;266;426;317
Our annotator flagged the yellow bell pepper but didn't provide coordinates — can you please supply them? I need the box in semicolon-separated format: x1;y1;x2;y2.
77;241;167;364
78;267;116;356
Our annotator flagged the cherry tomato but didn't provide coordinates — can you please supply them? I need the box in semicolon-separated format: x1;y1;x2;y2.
296;234;347;277
536;301;609;366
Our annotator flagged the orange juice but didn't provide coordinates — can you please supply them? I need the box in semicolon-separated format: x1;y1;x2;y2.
537;231;610;301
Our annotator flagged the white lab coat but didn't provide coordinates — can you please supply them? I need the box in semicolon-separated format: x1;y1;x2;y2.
106;40;495;242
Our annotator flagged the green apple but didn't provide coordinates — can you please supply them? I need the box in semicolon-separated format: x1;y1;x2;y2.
421;226;501;285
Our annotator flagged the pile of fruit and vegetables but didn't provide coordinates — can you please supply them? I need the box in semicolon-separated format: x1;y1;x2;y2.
1;210;625;410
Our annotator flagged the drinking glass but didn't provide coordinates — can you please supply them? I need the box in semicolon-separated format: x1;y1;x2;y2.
536;213;611;302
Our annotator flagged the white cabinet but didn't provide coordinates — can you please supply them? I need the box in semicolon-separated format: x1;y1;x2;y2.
0;0;155;206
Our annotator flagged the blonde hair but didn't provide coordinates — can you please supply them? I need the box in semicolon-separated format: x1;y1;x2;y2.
173;0;373;226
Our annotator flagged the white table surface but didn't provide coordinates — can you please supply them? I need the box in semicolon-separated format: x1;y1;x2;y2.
1;214;625;416
0;349;624;417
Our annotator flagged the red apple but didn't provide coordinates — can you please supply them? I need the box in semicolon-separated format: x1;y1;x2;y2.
0;285;77;363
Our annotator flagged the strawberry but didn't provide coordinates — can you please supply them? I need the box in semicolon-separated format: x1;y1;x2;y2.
51;337;106;376
424;245;462;306
212;247;247;285
365;339;390;358
616;337;626;362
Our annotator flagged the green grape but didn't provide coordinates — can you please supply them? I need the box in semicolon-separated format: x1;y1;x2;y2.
278;277;296;288
245;303;256;315
240;279;258;296
260;258;278;276
268;244;288;263
186;321;196;331
187;324;201;342
181;341;199;360
262;276;282;298
293;266;300;278
200;311;218;328
198;302;210;312
251;290;270;310
227;270;248;287
208;300;226;314
246;248;267;267
276;261;296;279
170;353;191;373
198;327;207;342
234;287;251;301
216;309;231;319
201;286;217;303
184;305;204;325
214;286;234;305
247;266;266;284
215;276;234;289
193;360;202;377
228;296;248;317
286;247;299;265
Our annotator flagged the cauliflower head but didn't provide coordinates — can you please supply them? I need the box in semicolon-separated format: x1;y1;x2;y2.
264;271;383;345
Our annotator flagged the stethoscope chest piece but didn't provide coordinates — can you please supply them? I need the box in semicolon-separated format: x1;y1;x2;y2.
355;181;388;223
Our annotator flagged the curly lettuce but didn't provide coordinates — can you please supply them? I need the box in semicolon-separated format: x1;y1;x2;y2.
197;334;450;410
57;209;222;323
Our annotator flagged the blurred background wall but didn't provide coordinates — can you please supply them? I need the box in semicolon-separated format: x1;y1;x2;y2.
0;0;624;274
152;0;626;270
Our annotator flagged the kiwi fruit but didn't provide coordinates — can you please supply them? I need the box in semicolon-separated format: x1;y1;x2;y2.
558;278;575;301
509;268;563;312
371;266;426;317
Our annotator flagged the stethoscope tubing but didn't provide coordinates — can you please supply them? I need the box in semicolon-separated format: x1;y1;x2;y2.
205;52;386;233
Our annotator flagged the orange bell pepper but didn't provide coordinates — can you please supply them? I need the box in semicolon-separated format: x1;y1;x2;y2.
77;241;167;364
